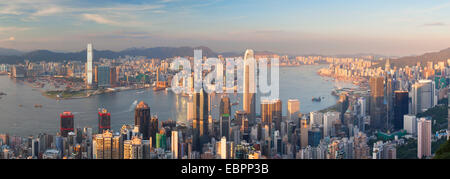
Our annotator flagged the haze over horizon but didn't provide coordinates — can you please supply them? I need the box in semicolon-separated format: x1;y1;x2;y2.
1;0;450;56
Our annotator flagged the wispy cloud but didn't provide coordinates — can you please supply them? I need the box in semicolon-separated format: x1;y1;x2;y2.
422;22;447;27
82;14;120;26
0;36;16;42
0;1;166;23
0;27;30;33
31;6;64;17
83;30;153;39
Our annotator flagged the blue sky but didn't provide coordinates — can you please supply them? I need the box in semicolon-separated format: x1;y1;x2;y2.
0;0;450;56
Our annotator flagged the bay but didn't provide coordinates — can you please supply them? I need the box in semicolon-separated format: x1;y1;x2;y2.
0;65;355;136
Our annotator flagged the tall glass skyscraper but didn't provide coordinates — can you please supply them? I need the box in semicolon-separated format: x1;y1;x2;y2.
134;101;151;140
97;65;110;88
86;43;93;87
220;96;231;140
243;49;256;123
98;108;111;133
60;111;74;137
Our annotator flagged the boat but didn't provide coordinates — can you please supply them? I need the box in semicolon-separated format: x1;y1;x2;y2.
153;87;165;91
34;104;43;108
312;97;322;102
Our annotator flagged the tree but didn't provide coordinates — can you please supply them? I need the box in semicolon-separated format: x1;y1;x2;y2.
434;139;450;159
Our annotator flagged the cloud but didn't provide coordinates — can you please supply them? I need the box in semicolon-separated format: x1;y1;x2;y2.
422;22;446;27
82;14;120;26
32;6;64;17
0;27;30;33
0;1;166;22
0;36;16;42
83;30;153;40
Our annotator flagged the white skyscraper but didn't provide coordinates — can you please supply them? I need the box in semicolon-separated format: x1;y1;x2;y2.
86;43;93;87
403;115;417;135
220;136;227;159
310;111;323;126
243;49;256;122
287;99;300;121
323;112;340;137
358;97;367;117
417;118;431;159
171;131;179;159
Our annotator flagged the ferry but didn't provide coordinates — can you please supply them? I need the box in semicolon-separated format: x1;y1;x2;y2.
312;97;322;102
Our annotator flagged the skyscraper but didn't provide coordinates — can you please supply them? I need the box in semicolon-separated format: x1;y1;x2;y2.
93;130;113;159
112;134;122;159
86;43;93;88
357;97;367;117
171;130;179;159
220;96;231;139
403;115;417;135
192;88;209;151
412;80;436;114
417;118;431;159
243;49;256;123
60;111;74;137
149;115;159;146
134;101;151;140
220;136;227;159
287;99;300;121
156;132;166;150
130;136;143;159
369;76;386;130
393;91;409;130
97;65;111;88
300;119;308;149
261;99;274;133
98;108;111;133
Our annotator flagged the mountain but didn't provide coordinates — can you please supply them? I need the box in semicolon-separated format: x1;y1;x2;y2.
386;48;450;67
0;48;24;56
0;46;234;64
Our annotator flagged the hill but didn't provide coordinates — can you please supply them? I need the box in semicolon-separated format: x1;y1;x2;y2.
378;48;450;68
434;139;450;159
0;46;239;64
0;48;24;56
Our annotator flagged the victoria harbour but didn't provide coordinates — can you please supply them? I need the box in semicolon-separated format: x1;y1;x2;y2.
0;65;354;136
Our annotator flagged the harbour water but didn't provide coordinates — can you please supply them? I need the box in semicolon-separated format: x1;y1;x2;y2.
0;65;356;136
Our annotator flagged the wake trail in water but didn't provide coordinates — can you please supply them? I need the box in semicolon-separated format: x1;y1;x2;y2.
128;100;138;112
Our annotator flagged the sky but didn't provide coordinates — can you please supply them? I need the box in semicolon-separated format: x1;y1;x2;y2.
0;0;450;56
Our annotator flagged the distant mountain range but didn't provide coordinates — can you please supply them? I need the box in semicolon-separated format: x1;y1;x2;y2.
0;48;24;56
379;48;450;67
1;46;450;66
0;46;240;64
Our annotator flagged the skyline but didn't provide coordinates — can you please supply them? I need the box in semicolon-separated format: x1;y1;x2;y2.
1;0;450;56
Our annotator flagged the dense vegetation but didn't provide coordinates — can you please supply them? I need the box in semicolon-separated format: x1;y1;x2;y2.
397;102;449;159
416;104;448;133
434;140;450;159
397;138;447;159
